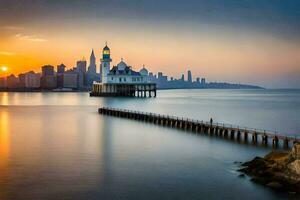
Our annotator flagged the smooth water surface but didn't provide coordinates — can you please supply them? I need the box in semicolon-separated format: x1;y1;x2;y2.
0;89;299;200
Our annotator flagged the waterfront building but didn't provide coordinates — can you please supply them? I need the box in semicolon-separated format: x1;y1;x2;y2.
0;77;7;88
57;64;66;74
24;71;41;88
106;60;149;84
57;64;66;88
201;78;206;85
18;73;26;88
187;70;192;83
63;72;78;89
91;44;156;97
6;74;19;88
76;59;87;88
41;65;57;89
42;65;54;76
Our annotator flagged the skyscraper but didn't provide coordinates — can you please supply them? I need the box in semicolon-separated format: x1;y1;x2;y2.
57;64;66;74
41;65;57;89
86;49;98;87
76;59;87;88
57;64;66;88
187;70;192;83
42;65;54;77
88;49;96;74
181;74;184;81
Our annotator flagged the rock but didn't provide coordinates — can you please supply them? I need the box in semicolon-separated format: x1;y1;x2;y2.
238;143;300;195
289;143;300;160
266;181;283;190
288;160;300;174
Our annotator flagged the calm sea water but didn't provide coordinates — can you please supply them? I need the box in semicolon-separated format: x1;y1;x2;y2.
0;89;299;200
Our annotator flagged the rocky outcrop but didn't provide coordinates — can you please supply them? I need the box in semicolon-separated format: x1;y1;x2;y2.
239;143;300;195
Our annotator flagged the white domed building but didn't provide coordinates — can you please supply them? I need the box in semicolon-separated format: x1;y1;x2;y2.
91;44;156;97
106;60;149;84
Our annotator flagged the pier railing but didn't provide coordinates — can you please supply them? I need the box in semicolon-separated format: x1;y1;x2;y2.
98;107;300;149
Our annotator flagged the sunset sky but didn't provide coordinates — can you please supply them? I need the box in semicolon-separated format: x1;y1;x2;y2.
0;0;299;88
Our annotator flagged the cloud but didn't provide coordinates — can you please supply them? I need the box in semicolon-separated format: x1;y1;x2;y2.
0;51;15;56
15;33;47;42
2;25;23;30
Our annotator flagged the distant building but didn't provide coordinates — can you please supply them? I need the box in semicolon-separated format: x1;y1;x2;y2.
87;49;96;74
27;71;41;88
76;59;87;88
63;72;78;89
86;49;99;87
0;77;7;88
42;65;54;76
24;71;41;88
196;77;200;83
187;70;192;83
201;78;206;85
41;65;57;89
57;63;66;74
181;74;184;81
6;74;19;88
57;64;66;88
18;73;26;88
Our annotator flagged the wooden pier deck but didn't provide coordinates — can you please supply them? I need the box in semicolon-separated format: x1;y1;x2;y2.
98;107;300;149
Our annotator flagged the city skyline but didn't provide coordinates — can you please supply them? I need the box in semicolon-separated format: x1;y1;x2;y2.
0;0;300;88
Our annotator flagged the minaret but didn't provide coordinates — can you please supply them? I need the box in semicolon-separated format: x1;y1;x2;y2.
100;43;112;83
88;49;96;74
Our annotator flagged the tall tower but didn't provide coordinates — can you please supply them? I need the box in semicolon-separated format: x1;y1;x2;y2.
101;43;112;83
187;70;192;83
88;49;96;74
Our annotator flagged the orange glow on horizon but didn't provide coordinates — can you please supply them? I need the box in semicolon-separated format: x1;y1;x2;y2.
0;21;299;86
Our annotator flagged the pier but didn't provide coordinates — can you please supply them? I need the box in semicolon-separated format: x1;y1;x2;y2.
91;83;156;97
98;107;300;149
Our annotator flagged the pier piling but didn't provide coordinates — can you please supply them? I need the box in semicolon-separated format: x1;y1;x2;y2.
98;107;299;149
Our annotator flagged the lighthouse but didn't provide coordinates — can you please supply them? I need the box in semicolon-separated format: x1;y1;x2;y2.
100;43;112;83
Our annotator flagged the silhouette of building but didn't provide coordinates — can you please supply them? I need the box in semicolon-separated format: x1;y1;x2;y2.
86;49;99;87
6;74;19;89
88;49;96;74
41;65;57;89
21;71;41;88
18;73;26;88
57;64;66;88
0;77;6;88
201;78;206;85
57;64;66;74
187;70;192;83
76;59;87;88
63;71;78;89
181;74;184;81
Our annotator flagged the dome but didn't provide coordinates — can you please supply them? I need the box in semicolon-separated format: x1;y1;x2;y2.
117;60;127;70
139;66;148;76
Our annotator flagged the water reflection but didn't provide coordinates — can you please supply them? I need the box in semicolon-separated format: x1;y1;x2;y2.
0;110;10;168
0;109;10;199
0;90;298;199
